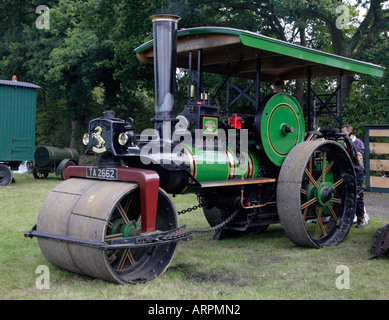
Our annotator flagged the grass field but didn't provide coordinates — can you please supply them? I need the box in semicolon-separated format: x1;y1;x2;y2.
1;173;388;300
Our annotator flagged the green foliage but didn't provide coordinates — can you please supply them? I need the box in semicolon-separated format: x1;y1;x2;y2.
345;33;389;137
0;0;388;148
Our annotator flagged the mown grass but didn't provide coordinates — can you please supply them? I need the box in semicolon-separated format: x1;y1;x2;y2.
1;173;388;300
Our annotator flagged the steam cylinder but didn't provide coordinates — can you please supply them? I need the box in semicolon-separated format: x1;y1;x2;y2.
151;14;181;139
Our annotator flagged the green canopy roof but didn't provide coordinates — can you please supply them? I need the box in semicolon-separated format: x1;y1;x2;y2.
136;27;385;82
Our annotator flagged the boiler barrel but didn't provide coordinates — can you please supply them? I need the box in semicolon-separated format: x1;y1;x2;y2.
182;145;259;182
34;145;79;168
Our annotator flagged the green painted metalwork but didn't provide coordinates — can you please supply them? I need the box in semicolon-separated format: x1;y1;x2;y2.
260;93;305;166
136;26;385;80
248;149;259;179
183;144;259;182
34;145;79;168
239;32;384;78
184;145;230;182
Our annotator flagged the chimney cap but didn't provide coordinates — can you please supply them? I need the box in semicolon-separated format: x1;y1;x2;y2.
103;110;116;119
150;14;181;23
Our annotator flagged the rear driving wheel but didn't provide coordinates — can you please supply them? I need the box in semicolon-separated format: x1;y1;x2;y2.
277;140;356;248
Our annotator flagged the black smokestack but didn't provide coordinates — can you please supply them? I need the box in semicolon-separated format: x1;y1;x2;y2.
150;14;181;139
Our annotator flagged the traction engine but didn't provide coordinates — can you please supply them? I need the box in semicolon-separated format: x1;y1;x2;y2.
26;14;357;284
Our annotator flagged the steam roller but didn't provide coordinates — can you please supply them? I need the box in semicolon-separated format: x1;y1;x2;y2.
23;10;385;285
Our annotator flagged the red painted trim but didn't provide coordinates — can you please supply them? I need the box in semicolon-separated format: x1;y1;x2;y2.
65;166;159;234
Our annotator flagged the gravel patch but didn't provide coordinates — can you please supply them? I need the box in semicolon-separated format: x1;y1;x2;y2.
365;192;389;218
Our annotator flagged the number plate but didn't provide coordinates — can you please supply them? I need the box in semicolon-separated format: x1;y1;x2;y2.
86;167;118;180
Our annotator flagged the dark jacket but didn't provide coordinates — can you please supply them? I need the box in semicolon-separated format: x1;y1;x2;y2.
353;136;365;172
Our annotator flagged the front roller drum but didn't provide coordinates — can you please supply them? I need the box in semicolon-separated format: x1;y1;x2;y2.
277;140;356;248
37;178;178;284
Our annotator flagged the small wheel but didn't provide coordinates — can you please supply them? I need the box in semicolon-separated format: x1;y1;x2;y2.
277;140;356;248
61;161;76;180
33;171;49;179
0;164;13;186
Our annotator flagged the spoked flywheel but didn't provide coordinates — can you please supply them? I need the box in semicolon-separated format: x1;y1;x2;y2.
277;140;356;248
37;178;178;284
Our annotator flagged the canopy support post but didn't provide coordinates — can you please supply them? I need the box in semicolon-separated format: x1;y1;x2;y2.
187;49;203;103
307;66;312;131
256;58;261;113
338;69;344;130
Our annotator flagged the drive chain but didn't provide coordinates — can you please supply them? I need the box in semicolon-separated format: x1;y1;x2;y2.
162;209;240;242
177;201;204;215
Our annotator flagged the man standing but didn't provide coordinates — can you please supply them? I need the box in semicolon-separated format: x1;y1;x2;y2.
342;124;366;228
260;80;285;107
272;79;285;93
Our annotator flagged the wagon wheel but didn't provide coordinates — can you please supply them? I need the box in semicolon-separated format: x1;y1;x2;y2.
277;140;356;248
37;179;178;284
33;170;49;179
60;160;76;180
0;164;13;186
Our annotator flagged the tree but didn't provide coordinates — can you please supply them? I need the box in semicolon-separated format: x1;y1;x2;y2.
181;1;388;97
345;32;389;137
1;0;167;149
1;0;387;148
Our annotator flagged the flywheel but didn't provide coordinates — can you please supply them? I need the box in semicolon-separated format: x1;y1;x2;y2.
277;140;356;248
255;93;305;167
37;178;178;284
